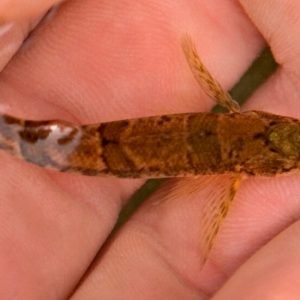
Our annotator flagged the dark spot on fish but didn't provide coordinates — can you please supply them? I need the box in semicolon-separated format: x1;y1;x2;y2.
19;128;51;143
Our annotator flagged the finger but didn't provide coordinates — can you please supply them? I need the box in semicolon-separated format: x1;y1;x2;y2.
213;221;300;299
72;178;223;299
240;0;300;117
240;0;300;65
0;0;62;23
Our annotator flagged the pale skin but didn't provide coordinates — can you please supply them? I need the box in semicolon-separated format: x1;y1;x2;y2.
1;0;300;299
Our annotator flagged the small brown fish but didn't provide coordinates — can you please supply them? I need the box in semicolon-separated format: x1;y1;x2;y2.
1;110;299;178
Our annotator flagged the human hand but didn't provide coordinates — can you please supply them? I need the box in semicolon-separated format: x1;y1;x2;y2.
0;0;300;299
